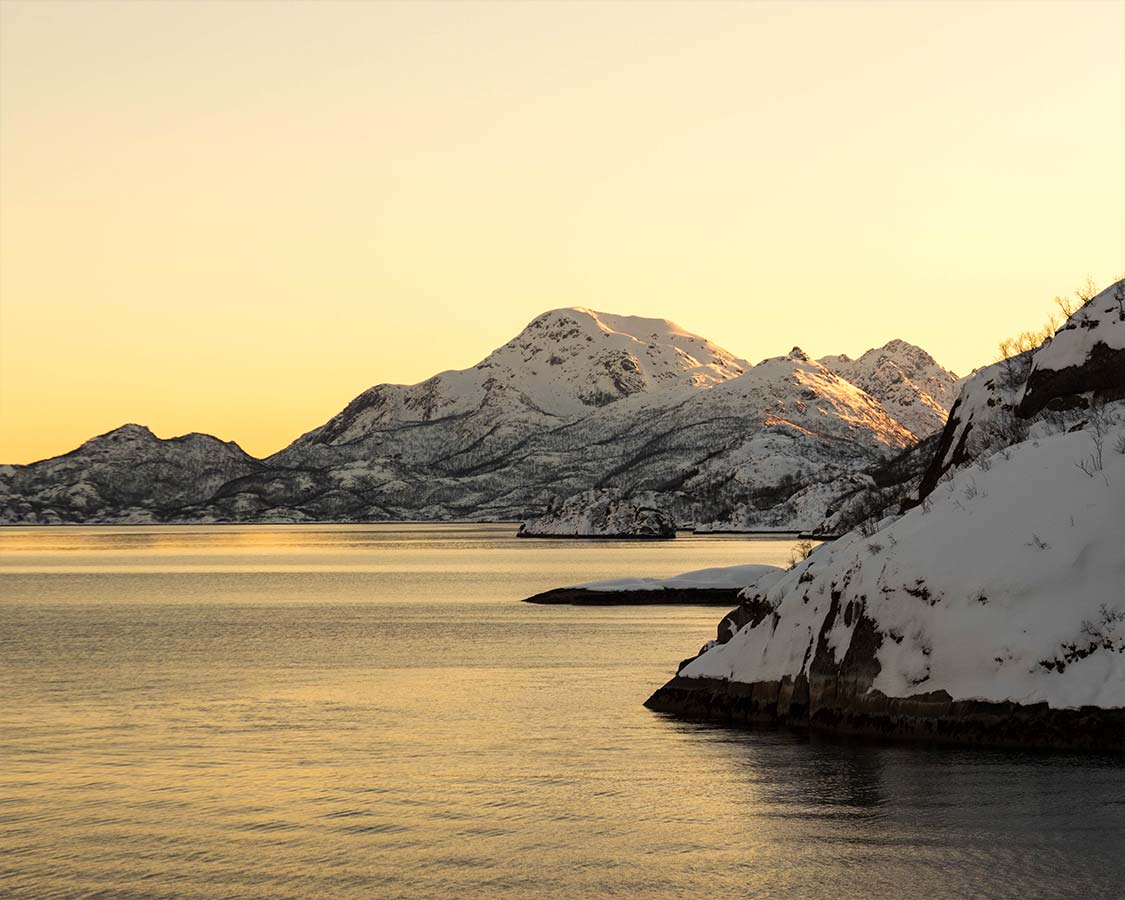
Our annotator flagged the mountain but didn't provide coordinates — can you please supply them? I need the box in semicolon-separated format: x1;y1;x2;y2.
820;339;960;438
0;425;261;524
250;342;914;528
0;308;958;526
646;279;1125;750
285;308;751;451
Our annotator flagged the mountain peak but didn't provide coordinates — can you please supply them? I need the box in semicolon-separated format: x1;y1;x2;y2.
285;307;752;450
90;423;157;443
819;340;960;437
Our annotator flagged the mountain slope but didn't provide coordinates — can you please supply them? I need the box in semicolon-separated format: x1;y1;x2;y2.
219;345;915;527
0;425;261;524
820;339;960;438
283;307;750;452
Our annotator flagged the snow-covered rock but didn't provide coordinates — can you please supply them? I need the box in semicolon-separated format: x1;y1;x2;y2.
524;563;784;605
647;409;1125;748
568;564;784;592
647;292;1125;749
1018;279;1125;417
821;339;960;438
0;425;260;524
517;490;676;538
918;278;1125;500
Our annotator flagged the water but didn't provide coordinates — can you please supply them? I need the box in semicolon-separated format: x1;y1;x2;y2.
1;525;1122;900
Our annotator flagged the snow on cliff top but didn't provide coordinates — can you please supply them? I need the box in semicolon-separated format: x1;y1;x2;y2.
681;404;1125;709
1026;280;1125;373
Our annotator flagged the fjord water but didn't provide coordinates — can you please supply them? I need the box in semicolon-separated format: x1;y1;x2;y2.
1;526;1122;900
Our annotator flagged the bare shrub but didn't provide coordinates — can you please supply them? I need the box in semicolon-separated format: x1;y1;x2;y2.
788;538;815;569
1076;399;1110;475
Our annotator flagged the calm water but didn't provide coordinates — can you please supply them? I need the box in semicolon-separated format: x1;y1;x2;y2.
1;525;1122;900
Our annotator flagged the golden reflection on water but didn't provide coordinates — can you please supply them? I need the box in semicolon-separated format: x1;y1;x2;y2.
1;526;1123;899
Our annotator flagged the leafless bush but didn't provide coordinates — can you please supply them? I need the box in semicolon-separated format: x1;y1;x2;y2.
996;276;1106;370
1076;399;1110;475
1026;533;1050;550
866;541;884;554
974;410;1029;457
788;539;814;569
1075;274;1098;303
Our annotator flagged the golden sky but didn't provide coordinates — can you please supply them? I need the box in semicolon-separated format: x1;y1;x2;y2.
1;0;1122;464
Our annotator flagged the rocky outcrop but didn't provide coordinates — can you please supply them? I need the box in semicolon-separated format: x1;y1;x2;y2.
517;490;676;538
646;372;1125;750
918;279;1125;502
1017;281;1125;418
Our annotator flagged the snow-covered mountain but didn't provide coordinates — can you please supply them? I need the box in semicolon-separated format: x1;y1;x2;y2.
0;307;958;526
0;425;261;524
646;280;1125;749
285;307;750;450
820;339;960;438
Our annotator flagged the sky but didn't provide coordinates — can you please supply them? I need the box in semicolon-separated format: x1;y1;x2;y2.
1;0;1122;464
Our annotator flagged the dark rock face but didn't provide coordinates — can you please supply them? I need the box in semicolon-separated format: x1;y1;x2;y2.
645;677;1125;752
1018;341;1125;419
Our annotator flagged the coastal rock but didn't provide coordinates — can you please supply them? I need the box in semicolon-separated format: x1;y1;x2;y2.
524;563;783;604
647;291;1125;749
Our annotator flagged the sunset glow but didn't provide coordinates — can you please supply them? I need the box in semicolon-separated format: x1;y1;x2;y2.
1;0;1122;463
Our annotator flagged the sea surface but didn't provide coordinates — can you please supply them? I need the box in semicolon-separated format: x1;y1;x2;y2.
1;524;1122;900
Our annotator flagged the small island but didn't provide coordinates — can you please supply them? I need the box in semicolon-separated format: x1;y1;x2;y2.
523;564;784;605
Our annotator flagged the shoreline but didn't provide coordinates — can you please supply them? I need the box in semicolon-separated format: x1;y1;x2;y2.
645;675;1125;752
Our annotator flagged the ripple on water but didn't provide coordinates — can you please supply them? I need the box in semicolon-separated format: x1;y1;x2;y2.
1;525;1123;900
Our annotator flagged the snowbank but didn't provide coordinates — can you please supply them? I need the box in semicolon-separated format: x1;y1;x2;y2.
567;564;784;593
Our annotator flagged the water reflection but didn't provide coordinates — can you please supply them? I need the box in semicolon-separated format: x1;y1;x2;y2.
1;527;1121;900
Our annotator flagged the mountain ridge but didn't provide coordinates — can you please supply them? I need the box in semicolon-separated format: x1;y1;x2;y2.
0;310;961;526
